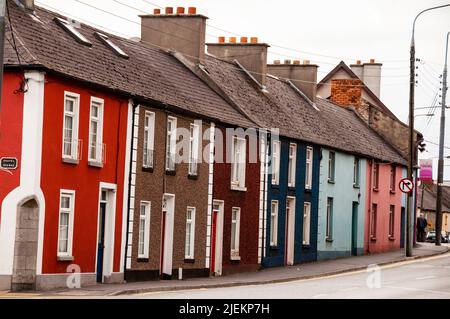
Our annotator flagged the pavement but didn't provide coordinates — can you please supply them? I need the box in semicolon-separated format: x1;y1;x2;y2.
0;243;447;298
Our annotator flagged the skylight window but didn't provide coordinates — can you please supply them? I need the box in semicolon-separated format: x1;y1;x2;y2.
95;32;129;59
54;17;92;47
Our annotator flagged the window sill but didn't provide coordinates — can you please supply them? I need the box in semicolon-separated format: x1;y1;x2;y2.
62;158;79;165
390;190;396;195
88;161;103;168
370;237;377;242
302;244;311;249
231;185;247;192
142;166;154;173
328;180;335;185
57;255;74;262
188;174;199;181
353;184;360;189
269;245;279;251
325;238;333;243
271;184;280;190
165;170;176;176
230;256;241;261
137;258;149;263
388;236;395;241
288;183;296;189
305;187;312;193
373;188;379;192
184;259;195;264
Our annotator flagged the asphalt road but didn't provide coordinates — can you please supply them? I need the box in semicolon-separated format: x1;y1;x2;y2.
132;253;450;299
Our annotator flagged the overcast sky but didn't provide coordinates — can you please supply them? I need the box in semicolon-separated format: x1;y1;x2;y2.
35;0;450;178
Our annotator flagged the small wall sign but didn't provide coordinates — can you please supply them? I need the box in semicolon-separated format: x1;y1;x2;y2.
1;157;18;170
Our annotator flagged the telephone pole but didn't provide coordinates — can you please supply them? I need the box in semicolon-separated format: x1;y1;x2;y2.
435;31;449;246
408;4;450;256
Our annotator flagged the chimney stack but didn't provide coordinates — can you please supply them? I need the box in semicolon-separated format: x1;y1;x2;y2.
350;59;382;98
330;79;363;108
18;0;34;10
140;7;207;65
207;36;269;86
267;59;319;102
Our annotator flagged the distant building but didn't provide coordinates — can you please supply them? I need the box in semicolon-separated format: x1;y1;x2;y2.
418;184;450;233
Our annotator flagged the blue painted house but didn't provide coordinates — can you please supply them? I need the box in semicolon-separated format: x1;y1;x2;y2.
263;139;320;267
317;149;367;260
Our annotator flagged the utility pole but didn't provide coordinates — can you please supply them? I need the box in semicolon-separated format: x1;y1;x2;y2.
0;0;6;128
408;4;450;256
435;31;449;246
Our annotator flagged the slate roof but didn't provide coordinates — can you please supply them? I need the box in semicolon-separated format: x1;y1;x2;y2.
4;1;255;129
4;1;406;165
419;184;450;213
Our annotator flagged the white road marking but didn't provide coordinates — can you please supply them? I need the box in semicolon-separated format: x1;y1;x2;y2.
415;276;436;280
385;285;450;296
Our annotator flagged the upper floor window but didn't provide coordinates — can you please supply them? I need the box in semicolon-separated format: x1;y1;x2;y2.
288;143;297;187
271;140;281;185
373;163;380;190
143;111;155;169
270;201;279;247
303;202;311;245
88;97;105;165
353;157;360;187
370;204;378;239
231;136;247;190
390;165;397;193
62;92;80;162
305;146;313;189
58;190;75;258
189;124;200;176
185;207;196;259
166;117;177;172
231;207;241;259
328;151;336;183
138;201;151;259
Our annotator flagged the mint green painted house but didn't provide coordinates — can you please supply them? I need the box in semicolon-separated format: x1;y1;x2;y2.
317;149;367;260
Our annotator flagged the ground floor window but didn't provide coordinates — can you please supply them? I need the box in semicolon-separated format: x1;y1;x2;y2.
231;208;241;258
303;202;311;245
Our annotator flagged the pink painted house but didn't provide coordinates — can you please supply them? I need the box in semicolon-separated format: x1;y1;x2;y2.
365;162;404;253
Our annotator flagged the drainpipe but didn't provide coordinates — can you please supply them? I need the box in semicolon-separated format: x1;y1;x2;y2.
123;99;138;282
367;159;374;254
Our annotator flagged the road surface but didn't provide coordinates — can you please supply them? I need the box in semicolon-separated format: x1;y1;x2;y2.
131;253;450;299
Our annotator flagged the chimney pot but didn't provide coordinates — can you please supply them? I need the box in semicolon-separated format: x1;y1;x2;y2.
356;60;362;65
303;60;310;65
250;37;258;44
240;37;248;43
188;7;197;14
229;37;237;43
284;60;291;65
218;36;225;43
165;7;174;14
293;60;301;65
153;8;161;14
176;7;185;14
274;60;281;65
370;59;375;64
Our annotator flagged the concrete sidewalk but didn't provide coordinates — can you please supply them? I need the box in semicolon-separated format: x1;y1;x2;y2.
2;243;448;298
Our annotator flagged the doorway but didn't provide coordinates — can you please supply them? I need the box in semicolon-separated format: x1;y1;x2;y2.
96;192;107;283
210;201;224;276
351;202;359;256
285;197;296;266
12;198;39;291
160;194;175;278
400;207;406;249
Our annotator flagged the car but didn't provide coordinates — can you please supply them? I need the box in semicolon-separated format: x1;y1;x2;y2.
426;231;449;243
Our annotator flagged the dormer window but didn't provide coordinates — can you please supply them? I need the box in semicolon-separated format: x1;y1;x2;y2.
95;32;129;59
54;17;92;47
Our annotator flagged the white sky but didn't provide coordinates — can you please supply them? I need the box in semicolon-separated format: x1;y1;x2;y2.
35;0;450;178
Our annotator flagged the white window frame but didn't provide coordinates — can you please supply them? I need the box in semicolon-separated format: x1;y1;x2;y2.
353;157;361;187
231;136;247;190
185;207;196;259
188;123;200;176
143;111;155;169
271;140;281;185
270;200;279;247
166;116;177;171
326;197;333;240
305;146;314;189
288;143;297;187
57;190;76;258
138;201;151;259
88;97;104;164
328;151;336;182
62;92;80;161
303;202;311;245
230;207;241;259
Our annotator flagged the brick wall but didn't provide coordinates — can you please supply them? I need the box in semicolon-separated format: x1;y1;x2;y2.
330;79;363;108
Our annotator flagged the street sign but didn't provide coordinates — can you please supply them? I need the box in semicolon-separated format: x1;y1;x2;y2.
399;178;414;194
0;157;18;170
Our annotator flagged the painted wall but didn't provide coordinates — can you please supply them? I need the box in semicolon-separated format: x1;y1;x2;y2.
0;71;25;220
317;150;366;260
213;127;261;275
364;162;403;253
263;139;319;267
40;74;129;276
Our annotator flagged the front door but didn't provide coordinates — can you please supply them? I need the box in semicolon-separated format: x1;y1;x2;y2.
400;208;406;248
96;202;106;283
210;209;219;274
160;210;167;277
285;198;295;266
351;202;359;256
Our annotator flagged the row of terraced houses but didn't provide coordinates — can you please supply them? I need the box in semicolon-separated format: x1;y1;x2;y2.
0;0;422;291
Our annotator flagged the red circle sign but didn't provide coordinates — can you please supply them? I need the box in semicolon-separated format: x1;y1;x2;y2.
399;178;414;194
